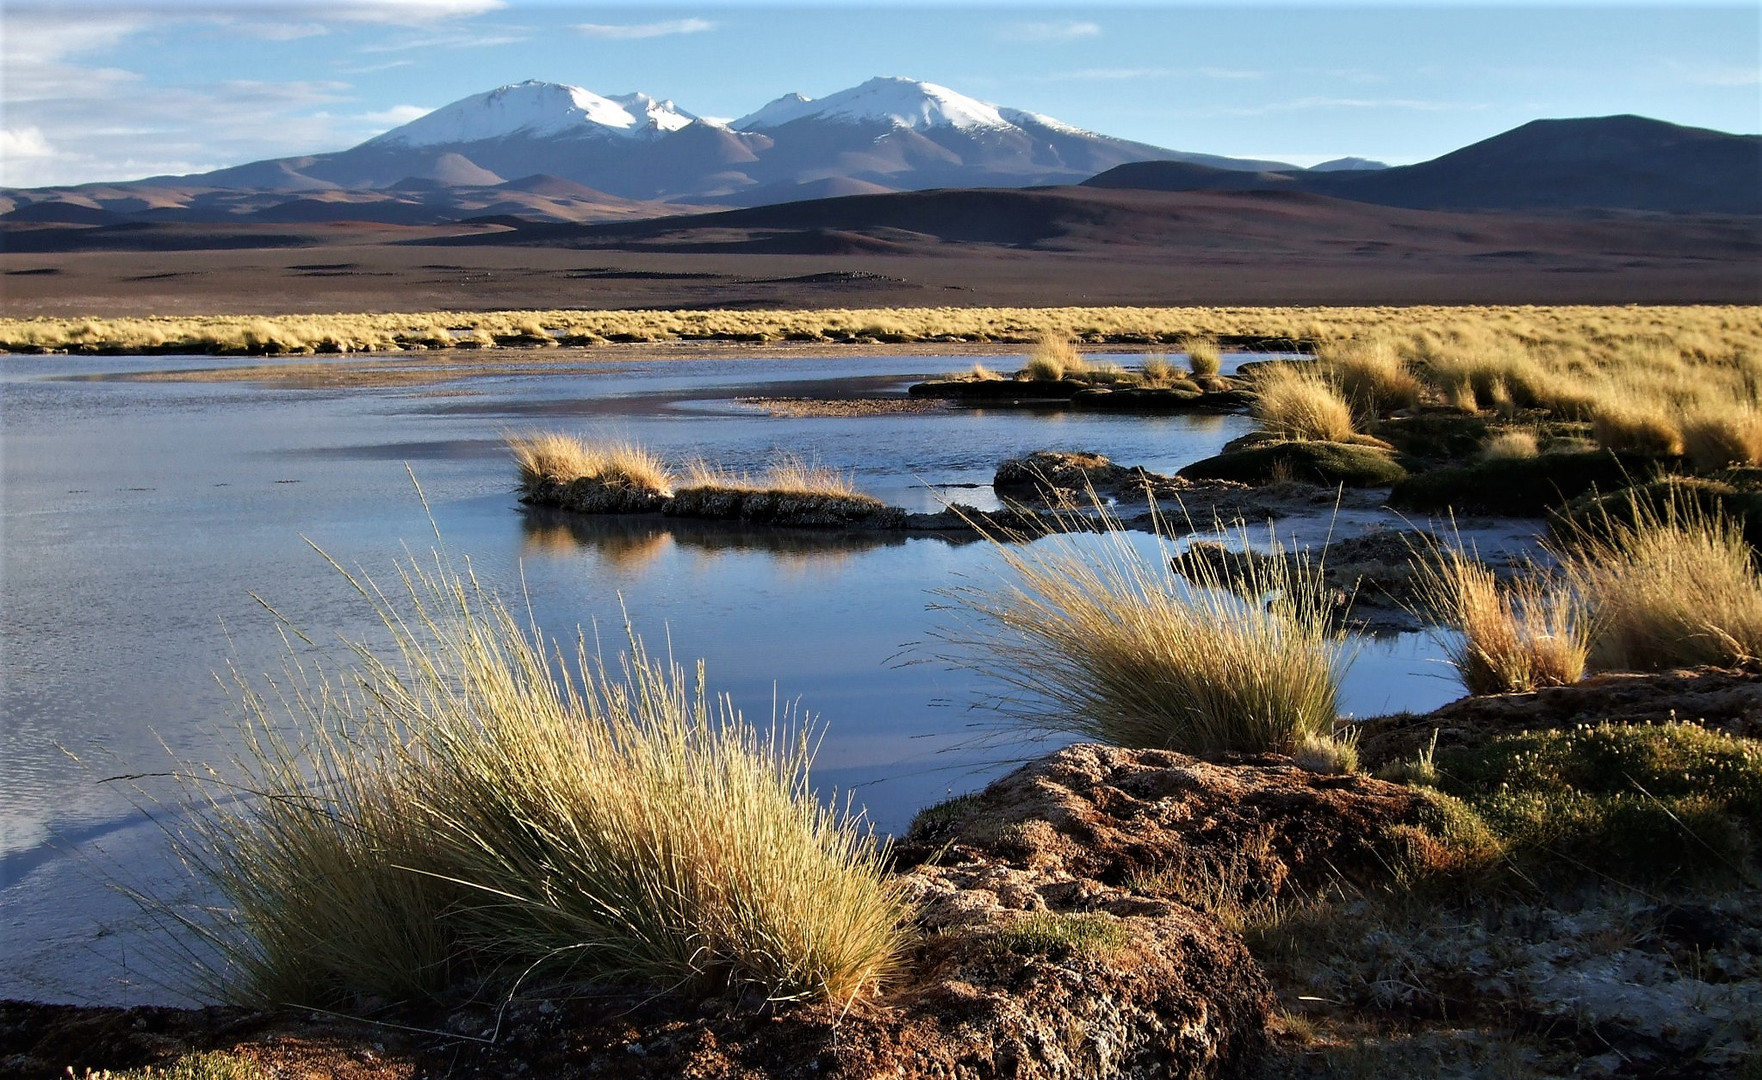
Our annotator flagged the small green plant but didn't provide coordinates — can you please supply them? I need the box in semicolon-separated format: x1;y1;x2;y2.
1375;730;1442;787
1434;721;1762;882
1292;730;1360;774
991;911;1130;958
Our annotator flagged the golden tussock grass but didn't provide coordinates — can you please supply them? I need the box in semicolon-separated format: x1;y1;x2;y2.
1021;332;1089;381
1250;365;1357;442
1179;336;1223;377
1479;430;1541;462
158;552;907;1010
1559;496;1762;671
681;453;864;500
935;511;1350;757
508;431;674;496
1317;337;1424;421
1415;546;1589;695
1682;406;1762;471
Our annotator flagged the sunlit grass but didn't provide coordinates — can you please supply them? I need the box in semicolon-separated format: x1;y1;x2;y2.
680;454;864;499
936;512;1350;756
508;431;674;498
1250;364;1358;442
1559;495;1762;671
1414;544;1589;695
158;552;908;1011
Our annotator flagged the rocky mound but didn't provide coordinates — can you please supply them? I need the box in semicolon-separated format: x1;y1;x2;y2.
1356;666;1762;768
897;744;1447;907
9;745;1334;1079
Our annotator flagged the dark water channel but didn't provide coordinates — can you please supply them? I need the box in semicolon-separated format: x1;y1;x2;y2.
0;351;1462;1004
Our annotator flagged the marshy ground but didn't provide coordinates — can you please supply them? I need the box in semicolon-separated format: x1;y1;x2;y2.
6;307;1761;1079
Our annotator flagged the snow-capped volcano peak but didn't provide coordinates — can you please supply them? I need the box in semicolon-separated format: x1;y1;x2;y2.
367;80;695;147
734;76;1011;132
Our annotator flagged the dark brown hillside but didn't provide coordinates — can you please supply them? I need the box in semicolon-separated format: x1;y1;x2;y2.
1087;115;1762;215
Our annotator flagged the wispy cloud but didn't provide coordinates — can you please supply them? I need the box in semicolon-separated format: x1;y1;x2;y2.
1036;66;1263;82
358;104;432;127
1001;20;1101;43
1669;60;1761;87
357;26;530;52
573;18;715;40
1193;97;1486;118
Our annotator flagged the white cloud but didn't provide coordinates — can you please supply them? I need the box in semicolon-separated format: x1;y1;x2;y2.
1037;66;1263;83
1669;61;1761;88
358;104;432;127
572;18;715;40
357;26;530;52
1;127;54;161
1002;20;1101;43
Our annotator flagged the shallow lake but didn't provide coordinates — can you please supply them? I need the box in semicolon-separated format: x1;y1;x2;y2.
0;350;1465;1004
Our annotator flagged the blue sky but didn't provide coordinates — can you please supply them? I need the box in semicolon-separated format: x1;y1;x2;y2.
4;2;1757;187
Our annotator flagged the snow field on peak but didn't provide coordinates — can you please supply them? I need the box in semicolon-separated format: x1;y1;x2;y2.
372;80;694;147
735;77;1017;133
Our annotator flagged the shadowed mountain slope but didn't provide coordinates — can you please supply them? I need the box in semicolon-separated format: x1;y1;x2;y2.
1084;115;1762;215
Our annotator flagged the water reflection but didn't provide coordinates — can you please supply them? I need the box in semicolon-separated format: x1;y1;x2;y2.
519;507;920;571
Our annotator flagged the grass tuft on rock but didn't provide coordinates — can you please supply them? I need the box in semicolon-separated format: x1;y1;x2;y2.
1021;332;1089;381
936;511;1350;756
163;553;907;1011
509;431;673;499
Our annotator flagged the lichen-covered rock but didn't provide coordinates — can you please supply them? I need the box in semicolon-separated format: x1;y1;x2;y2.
898;744;1441;904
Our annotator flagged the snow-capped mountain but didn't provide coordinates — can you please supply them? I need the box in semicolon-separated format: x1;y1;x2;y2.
367;81;697;147
735;77;1013;132
173;77;1295;206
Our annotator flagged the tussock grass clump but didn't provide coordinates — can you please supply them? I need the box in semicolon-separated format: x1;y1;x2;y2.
1415;546;1589;694
1021;332;1090;381
1683;406;1762;472
1179;336;1223;377
1479;429;1540;461
1319;337;1423;421
1139;354;1179;385
936;514;1349;756
1592;401;1685;457
1251;365;1357;442
1559;497;1762;671
682;454;862;499
509;432;673;498
166;556;907;1010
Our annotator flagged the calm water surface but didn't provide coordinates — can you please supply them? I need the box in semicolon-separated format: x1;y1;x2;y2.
0;351;1460;1003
